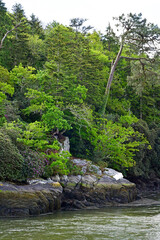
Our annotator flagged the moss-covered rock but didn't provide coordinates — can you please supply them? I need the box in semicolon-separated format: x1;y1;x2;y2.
0;169;137;216
0;182;62;217
61;174;137;209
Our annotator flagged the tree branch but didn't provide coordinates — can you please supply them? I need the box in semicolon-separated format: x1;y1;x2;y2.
120;56;154;63
0;22;21;49
101;37;124;116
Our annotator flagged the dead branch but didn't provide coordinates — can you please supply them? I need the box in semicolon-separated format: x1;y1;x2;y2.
120;56;154;63
0;22;21;49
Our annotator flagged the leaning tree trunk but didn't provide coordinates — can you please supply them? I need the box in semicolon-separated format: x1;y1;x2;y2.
0;22;21;49
101;39;124;117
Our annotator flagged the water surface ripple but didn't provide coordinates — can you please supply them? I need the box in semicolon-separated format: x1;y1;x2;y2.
0;206;160;240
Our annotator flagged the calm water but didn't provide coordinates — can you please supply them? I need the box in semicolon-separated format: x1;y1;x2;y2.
1;206;160;240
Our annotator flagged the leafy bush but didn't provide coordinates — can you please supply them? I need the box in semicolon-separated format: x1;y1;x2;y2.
3;122;74;178
128;120;160;179
0;128;50;181
45;151;83;176
93;116;150;171
20;149;49;179
0;129;24;182
49;151;71;175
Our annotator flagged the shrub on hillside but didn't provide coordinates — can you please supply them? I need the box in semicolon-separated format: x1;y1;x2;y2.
20;149;49;179
128;120;160;179
0;130;25;182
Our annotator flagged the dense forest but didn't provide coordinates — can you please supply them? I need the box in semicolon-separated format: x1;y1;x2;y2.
0;0;160;183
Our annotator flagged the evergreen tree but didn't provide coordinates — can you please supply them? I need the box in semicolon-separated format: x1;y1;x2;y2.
8;4;31;67
101;13;160;116
29;14;44;39
0;0;13;68
127;60;160;123
0;0;7;38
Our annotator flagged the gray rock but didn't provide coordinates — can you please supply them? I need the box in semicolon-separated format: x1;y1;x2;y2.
67;175;82;184
51;175;60;182
103;168;123;180
72;158;89;166
65;175;82;190
97;175;117;185
59;136;70;153
72;158;91;174
0;182;62;217
89;164;102;175
63;137;70;152
60;175;69;187
81;166;87;174
61;175;68;182
81;175;98;188
47;178;54;183
28;179;50;185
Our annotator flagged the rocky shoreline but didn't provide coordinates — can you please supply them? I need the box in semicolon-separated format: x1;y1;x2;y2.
1;176;160;217
0;172;137;217
1;158;160;217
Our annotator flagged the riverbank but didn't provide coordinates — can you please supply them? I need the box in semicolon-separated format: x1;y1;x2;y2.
0;172;137;217
2;158;160;218
1;177;160;217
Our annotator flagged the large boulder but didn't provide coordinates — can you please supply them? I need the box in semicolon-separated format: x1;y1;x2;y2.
60;160;137;209
61;174;137;210
0;180;62;217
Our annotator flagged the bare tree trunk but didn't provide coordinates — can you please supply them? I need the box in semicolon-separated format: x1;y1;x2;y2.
101;38;123;116
0;22;21;49
100;38;152;117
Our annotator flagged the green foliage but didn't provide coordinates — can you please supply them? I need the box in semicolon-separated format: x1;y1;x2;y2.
128;120;160;179
10;63;37;87
127;60;160;123
0;82;14;99
0;1;7;33
0;7;159;181
93;115;149;170
0;65;10;83
7;4;31;68
0;1;13;68
24;88;71;131
28;34;46;68
49;151;71;175
0;129;24;181
0;66;14;125
114;13;160;55
5;120;60;152
20;149;48;179
8;64;37;120
4;110;72;178
36;60;88;107
0;66;14;103
42;106;71;132
29;13;44;38
65;104;96;158
44;24;106;110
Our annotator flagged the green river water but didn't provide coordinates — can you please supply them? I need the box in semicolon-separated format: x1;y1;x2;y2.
1;205;160;240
